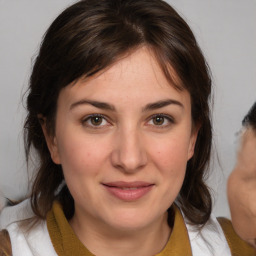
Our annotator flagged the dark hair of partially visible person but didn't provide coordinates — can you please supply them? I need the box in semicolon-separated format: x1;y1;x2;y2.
242;102;256;130
24;0;212;227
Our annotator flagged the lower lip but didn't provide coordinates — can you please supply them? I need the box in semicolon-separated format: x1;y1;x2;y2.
103;185;153;201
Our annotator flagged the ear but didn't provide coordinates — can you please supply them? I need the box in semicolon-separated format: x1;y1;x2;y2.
187;124;200;160
39;115;61;164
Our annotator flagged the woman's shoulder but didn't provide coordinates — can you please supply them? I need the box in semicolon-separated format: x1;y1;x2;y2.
217;217;256;255
184;210;255;255
0;199;57;256
0;218;57;256
184;212;231;255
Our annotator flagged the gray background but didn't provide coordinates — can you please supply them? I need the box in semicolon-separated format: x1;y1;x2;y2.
0;0;255;217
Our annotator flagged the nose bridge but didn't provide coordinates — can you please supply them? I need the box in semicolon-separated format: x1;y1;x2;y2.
111;124;147;172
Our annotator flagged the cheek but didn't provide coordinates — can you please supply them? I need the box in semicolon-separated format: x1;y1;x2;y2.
56;133;110;176
149;139;189;207
151;137;190;172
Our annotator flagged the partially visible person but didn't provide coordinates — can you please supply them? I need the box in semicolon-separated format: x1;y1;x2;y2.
228;102;256;248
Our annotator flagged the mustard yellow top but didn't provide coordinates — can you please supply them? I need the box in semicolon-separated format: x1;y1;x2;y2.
46;201;256;256
0;201;255;255
46;201;192;256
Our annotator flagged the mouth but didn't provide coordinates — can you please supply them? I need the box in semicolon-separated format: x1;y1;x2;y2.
102;181;154;201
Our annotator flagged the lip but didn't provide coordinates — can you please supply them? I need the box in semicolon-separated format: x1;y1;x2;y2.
102;181;154;201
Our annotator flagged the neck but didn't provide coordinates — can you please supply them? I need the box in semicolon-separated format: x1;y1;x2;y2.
69;211;171;256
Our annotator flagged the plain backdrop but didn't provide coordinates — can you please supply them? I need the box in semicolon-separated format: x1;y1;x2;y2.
0;0;255;218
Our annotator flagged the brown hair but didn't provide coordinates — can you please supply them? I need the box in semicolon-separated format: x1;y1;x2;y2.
24;0;212;226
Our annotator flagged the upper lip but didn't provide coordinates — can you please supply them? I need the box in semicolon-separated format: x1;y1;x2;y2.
102;181;154;188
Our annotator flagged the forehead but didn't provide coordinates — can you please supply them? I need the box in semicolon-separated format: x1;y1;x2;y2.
58;47;191;109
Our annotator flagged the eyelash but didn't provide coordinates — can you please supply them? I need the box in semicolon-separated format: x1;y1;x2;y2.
81;113;174;129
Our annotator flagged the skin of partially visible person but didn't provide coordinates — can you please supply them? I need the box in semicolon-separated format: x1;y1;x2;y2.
228;103;256;248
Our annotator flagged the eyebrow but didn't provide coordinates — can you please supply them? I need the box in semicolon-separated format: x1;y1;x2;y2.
70;98;183;112
70;99;116;111
142;99;183;112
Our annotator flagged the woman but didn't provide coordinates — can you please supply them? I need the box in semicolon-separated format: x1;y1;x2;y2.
0;0;255;255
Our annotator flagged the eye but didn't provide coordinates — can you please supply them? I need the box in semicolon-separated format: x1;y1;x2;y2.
82;114;109;128
147;114;174;127
152;116;165;125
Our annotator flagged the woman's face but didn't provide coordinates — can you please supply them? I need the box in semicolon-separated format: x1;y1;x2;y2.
45;47;198;233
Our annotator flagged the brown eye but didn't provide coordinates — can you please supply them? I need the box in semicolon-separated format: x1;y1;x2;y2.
91;116;103;126
147;114;174;128
82;114;109;128
153;116;165;125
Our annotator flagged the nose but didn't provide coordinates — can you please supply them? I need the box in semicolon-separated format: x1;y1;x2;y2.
111;128;148;173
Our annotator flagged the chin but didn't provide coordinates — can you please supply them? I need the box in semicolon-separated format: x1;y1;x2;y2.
103;207;163;232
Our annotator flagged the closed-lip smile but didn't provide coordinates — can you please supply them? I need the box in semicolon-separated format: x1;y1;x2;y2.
102;181;154;201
